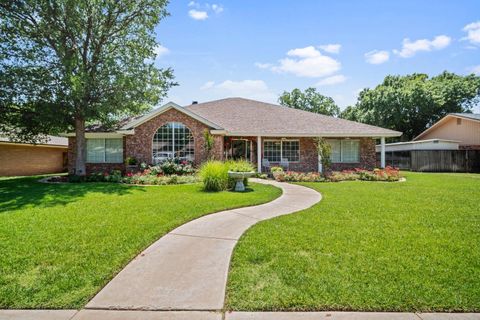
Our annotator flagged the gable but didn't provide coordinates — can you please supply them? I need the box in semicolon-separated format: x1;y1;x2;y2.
121;102;222;130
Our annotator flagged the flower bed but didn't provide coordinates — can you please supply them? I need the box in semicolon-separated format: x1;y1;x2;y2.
270;166;401;183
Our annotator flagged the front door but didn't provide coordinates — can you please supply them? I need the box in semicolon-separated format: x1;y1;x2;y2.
231;139;250;160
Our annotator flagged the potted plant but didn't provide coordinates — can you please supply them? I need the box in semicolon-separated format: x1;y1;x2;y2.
227;160;256;192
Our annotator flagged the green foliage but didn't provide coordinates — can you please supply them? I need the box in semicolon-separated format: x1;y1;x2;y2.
270;166;284;173
203;129;215;159
200;160;255;192
125;157;138;166
226;160;255;172
227;172;480;311
340;72;480;140
0;176;281;308
279;87;340;116
314;137;332;170
0;0;176;170
199;161;229;192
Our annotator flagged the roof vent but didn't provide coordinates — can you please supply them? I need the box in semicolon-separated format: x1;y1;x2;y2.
192;101;198;105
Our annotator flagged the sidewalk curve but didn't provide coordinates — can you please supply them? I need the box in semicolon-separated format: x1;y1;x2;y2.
85;179;321;311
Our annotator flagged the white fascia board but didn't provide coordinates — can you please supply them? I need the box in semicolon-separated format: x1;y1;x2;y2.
120;101;223;130
63;132;125;138
221;132;402;138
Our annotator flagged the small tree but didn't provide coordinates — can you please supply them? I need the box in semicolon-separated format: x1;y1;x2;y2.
314;137;332;173
0;1;176;176
203;129;215;160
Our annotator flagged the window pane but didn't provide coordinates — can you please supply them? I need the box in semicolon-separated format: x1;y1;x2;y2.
263;140;281;162
341;140;360;163
282;140;299;162
328;140;341;163
152;122;194;163
86;139;105;163
105;139;123;163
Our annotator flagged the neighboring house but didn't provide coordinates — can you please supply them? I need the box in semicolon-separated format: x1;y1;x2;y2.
65;98;401;174
376;113;480;171
0;135;68;176
413;113;480;149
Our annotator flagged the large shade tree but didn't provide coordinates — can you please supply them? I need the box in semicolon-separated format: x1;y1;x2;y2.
279;87;340;117
340;72;480;140
0;0;176;175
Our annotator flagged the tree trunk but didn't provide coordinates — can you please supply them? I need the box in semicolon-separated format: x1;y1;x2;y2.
75;117;87;176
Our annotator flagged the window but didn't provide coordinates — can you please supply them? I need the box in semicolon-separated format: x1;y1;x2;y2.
263;140;300;162
86;138;123;163
152;122;194;163
327;139;359;163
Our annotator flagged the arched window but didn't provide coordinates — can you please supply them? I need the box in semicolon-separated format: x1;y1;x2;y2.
152;122;194;163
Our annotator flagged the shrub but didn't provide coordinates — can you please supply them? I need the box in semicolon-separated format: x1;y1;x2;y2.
273;171;324;182
149;158;195;176
125;156;137;165
270;166;284;173
199;161;229;191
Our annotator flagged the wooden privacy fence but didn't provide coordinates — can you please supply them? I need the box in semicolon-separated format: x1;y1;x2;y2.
410;150;480;172
382;150;480;172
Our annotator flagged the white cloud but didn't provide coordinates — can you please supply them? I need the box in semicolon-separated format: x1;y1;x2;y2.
393;35;451;58
189;9;208;20
254;62;273;69
200;81;215;90
211;4;223;14
287;46;321;58
154;45;169;58
188;1;197;7
315;74;347;86
201;80;277;102
462;21;480;45
318;44;341;54
269;46;341;78
469;65;480;75
364;50;390;64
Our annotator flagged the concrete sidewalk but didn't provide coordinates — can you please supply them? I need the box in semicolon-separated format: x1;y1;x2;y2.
1;310;479;320
85;179;321;311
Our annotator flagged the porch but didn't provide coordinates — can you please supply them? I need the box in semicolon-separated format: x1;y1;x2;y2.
221;136;384;173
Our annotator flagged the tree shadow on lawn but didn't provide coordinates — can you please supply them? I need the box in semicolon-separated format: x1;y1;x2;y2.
0;176;143;213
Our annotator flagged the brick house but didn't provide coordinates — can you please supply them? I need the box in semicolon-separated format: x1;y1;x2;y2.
0;135;68;176
66;98;401;174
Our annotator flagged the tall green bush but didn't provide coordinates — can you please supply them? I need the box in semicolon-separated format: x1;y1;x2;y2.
199;161;229;191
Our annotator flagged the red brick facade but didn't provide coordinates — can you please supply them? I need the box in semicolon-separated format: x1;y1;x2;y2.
67;108;377;174
124;108;223;166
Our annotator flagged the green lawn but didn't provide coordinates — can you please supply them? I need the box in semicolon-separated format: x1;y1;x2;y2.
0;176;281;309
226;172;480;312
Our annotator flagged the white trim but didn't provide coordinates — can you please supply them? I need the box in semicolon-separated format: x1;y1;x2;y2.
0;141;68;149
257;136;261;173
218;132;401;138
63;132;125;138
380;138;461;146
380;137;386;168
121;101;223;130
263;138;300;163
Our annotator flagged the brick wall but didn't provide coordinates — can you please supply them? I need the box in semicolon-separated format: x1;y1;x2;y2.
125;108;223;166
0;144;66;176
255;137;376;172
68;137;125;174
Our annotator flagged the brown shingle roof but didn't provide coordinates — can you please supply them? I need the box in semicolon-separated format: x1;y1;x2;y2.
185;97;401;137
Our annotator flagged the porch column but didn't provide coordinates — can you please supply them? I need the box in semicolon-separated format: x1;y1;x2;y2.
317;137;322;173
257;136;262;173
380;136;386;168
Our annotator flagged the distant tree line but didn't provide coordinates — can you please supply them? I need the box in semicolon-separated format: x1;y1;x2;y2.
279;71;480;141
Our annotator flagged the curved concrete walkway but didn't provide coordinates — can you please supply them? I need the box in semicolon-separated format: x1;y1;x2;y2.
85;179;321;311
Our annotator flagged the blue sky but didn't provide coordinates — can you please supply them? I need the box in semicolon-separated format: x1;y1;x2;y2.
154;0;480;112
